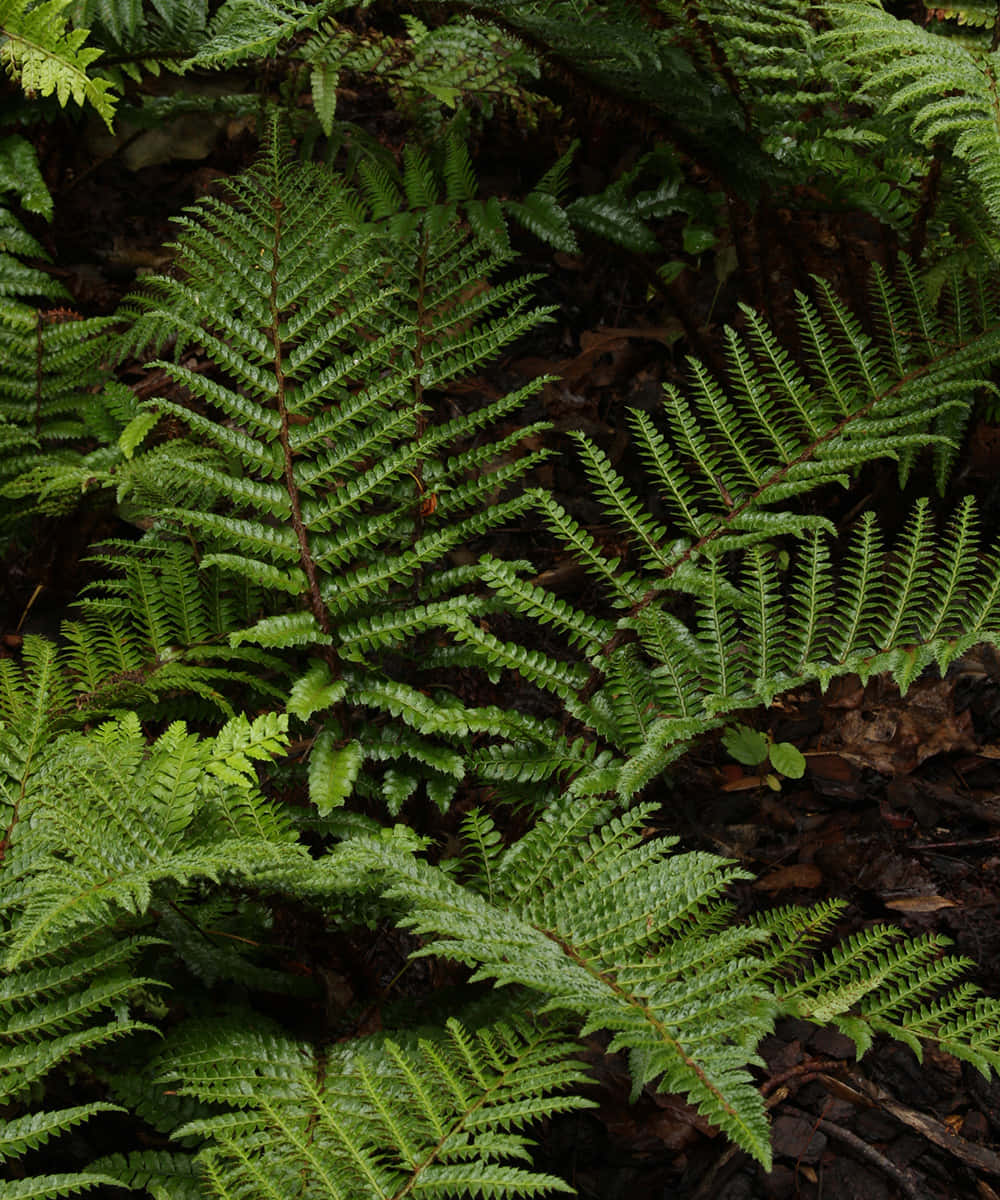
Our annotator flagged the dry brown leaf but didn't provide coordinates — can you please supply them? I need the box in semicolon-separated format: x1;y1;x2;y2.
752;863;823;891
829;675;976;775
884;895;956;913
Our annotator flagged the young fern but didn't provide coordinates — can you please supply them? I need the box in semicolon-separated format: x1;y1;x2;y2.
1;710;298;970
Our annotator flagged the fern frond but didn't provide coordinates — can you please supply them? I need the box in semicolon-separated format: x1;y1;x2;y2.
69;0;209;73
81;1151;202;1200
482;496;1000;795
0;0;117;126
352;799;775;1165
0;1103;123;1163
0;934;162;1101
348;782;1000;1171
112;124;552;810
0;308;117;512
158;1012;588;1199
185;0;339;68
1;711;302;967
0;134;54;220
824;2;1000;226
0;1170;129;1197
628;263;1000;562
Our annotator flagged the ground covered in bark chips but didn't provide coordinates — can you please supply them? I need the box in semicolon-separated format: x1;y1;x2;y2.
7;50;1000;1200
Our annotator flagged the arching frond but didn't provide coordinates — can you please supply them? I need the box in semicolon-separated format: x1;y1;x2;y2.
825;1;1000;227
108;123;554;812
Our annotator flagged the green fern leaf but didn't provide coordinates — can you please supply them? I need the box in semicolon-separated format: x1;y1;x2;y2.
354;800;775;1165
310;58;339;135
0;1171;129;1198
308;731;362;814
506;191;578;254
0;1103;122;1163
157;1012;589;1199
0;0;117;127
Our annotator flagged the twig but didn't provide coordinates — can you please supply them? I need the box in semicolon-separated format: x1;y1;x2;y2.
843;1071;1000;1178
783;1102;933;1200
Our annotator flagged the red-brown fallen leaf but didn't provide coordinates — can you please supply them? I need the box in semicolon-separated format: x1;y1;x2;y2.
721;772;765;792
753;863;823;891
884;895;956;913
804;752;858;784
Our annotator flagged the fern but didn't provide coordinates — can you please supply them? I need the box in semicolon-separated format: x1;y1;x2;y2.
0;0;117;126
0;312;120;515
450;257;1000;799
468;496;1000;800
343;793;1000;1169
186;0;349;70
0;135;146;529
300;12;547;139
68;0;209;75
111;123;553;811
824;0;1000;229
0;548;287;729
0;703;314;1196
590;259;997;548
154;1012;588;1199
1;711;299;968
8;2;1000;1191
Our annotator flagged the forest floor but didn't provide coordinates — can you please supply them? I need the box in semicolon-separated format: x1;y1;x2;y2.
8;87;1000;1200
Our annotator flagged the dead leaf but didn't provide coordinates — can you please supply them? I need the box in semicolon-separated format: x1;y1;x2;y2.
753;863;823;892
828;674;977;775
884;895;956;913
721;772;765;792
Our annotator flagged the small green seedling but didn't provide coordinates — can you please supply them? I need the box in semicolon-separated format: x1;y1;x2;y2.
722;723;806;791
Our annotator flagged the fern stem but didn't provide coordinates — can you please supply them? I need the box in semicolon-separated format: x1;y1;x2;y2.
266;194;336;654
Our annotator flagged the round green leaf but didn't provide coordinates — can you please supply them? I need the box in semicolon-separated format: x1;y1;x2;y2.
769;741;806;779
